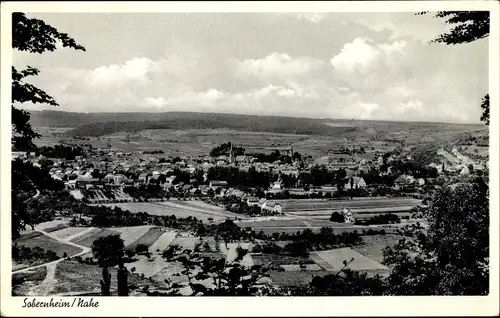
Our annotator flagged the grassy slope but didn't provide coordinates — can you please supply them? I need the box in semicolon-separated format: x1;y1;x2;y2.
16;233;82;257
12;266;48;296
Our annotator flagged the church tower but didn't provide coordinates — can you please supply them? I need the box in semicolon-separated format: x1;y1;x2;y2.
229;142;234;164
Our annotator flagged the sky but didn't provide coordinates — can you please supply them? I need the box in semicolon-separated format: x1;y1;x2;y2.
14;12;488;123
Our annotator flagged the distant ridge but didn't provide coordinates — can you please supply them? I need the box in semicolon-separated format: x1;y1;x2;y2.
27;110;485;138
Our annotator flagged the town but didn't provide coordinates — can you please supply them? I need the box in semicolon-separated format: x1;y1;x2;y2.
9;9;491;302
12;132;488;296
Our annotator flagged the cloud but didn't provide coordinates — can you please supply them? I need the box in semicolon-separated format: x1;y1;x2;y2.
330;37;406;75
234;52;327;86
17;23;487;124
295;13;325;23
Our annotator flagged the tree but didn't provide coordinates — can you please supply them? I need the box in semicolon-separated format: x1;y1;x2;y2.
383;179;489;295
12;12;85;150
421;11;489;124
91;235;125;296
330;211;345;223
422;11;489;45
480;94;490;125
11;13;85;239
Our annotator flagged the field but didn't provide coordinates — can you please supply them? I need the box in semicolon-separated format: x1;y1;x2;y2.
310;248;390;275
16;232;82;257
95;200;243;222
112;225;155;247
253;254;314;267
72;228;121;247
124;227;166;251
239;216;381;235
268;270;332;287
352;234;403;264
171;236;201;251
279;198;421;213
51;227;89;240
149;230;178;253
32;109;487;159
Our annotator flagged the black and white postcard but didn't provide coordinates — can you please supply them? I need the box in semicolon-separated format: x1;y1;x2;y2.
1;1;499;316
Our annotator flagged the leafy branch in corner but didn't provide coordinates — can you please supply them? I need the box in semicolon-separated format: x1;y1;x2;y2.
162;246;271;296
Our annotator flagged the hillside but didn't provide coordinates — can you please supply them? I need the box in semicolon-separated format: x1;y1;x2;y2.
29;110;486;139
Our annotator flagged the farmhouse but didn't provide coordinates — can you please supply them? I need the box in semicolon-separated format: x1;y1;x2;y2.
271;180;283;190
138;173;149;184
209;180;228;188
258;198;267;208
247;197;260;207
394;174;415;190
342;208;355;223
344;177;367;190
75;176;101;189
262;201;283;215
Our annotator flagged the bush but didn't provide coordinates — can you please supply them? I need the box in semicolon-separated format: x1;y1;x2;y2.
330;211;345;223
135;244;149;255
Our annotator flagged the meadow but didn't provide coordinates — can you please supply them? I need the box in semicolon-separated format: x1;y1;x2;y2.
94;200;243;222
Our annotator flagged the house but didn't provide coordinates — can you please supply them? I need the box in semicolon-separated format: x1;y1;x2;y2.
258;198;267;208
75;176;101;190
344;177;367;190
235;155;248;164
460;166;470;175
199;185;209;195
65;179;77;190
342;208;355;223
138;173;149;184
262;201;283;215
104;173;115;183
113;174;126;185
394;174;415;190
247;197;260;207
12;151;28;160
271;180;282;190
162;175;176;189
209;180;228;188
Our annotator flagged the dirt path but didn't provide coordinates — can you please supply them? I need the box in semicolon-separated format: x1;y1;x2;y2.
302;220;313;228
64;227;96;242
15;228;91;296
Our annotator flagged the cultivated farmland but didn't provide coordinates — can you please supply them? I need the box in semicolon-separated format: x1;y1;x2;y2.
148;230;177;253
124;227;166;251
95;199;244;222
310;247;390;276
72;228;121;247
278;198;421;213
112;225;155;247
16;232;82;258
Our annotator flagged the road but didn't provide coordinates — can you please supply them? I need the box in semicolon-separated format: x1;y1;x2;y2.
14;227;91;296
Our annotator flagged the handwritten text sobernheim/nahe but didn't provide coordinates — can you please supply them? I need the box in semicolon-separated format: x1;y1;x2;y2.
22;297;99;308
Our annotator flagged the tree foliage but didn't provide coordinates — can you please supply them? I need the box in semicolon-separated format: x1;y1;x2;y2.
11;13;85;240
158;246;270;296
209;142;245;158
11;159;64;240
383;179;489;295
419;11;489;45
11;12;85;150
480;94;490;125
91;234;125;267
